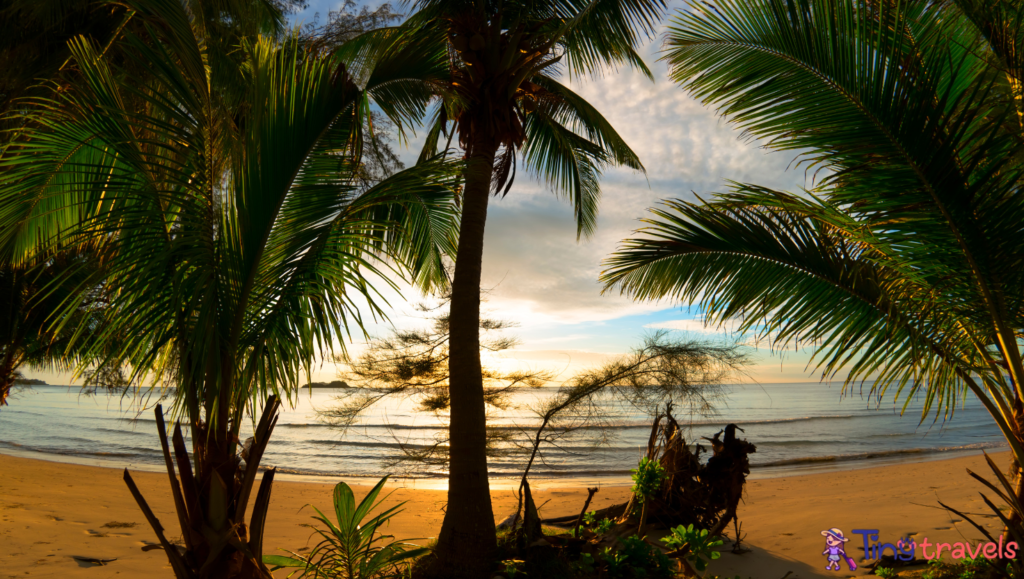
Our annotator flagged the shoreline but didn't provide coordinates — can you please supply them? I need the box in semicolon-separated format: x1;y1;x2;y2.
0;441;1006;490
0;445;625;490
1;450;1015;578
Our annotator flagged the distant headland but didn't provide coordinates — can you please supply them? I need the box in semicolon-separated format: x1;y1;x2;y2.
303;380;349;389
13;378;48;386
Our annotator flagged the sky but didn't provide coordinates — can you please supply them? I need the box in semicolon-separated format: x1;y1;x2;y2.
27;0;837;387
279;0;829;385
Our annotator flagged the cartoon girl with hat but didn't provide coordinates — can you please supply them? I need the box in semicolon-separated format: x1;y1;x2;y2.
821;528;856;571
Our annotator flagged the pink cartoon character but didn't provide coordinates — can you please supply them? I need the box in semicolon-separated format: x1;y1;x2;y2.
821;528;857;571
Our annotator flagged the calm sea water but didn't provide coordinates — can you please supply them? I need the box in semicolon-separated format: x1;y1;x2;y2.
0;382;1007;487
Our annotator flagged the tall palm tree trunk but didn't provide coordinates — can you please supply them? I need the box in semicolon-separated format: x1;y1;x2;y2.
432;130;498;576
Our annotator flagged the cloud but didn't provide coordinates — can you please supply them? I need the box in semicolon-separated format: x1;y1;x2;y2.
462;11;811;334
299;1;823;383
645;318;745;335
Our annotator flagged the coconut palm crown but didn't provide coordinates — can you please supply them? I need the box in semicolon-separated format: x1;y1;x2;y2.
603;0;1024;524
0;0;459;576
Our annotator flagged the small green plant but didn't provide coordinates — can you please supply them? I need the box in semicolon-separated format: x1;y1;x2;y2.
661;524;723;573
922;559;946;579
616;535;674;579
572;552;597;576
631;457;667;530
264;476;427;578
875;567;897;579
958;556;988;579
631;457;668;503
580;510;614;535
501;559;527;578
601;546;630;577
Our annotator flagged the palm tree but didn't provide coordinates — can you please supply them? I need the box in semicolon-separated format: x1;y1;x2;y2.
0;0;458;577
0;249;105;405
0;0;297;132
372;1;667;573
602;0;1024;525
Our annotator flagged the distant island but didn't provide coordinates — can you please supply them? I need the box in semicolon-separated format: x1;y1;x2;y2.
13;378;48;385
304;380;350;389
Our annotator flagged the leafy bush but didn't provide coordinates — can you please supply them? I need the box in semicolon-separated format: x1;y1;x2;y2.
605;535;673;579
875;567;897;579
582;511;614;534
264;476;427;578
922;559;944;579
630;457;667;505
661;524;723;573
572;552;597;576
958;557;990;579
601;546;630;578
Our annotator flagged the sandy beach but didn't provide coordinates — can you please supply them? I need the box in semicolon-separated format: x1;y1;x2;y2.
0;452;1011;578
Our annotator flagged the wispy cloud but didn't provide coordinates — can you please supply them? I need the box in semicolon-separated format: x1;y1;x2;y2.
645;318;745;335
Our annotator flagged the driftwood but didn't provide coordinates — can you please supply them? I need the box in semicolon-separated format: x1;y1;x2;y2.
637;405;755;534
543;502;627;527
545;405;755;536
573;488;599;535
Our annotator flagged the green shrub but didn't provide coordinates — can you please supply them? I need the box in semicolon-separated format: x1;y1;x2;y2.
264;476;427;578
875;567;897;579
630;457;667;505
600;535;673;579
660;523;723;573
581;511;614;535
601;546;631;578
959;556;989;579
572;552;597;576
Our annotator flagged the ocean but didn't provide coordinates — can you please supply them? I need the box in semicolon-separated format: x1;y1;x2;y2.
0;382;1007;488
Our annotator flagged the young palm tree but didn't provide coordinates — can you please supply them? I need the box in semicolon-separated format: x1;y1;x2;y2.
603;0;1024;522
374;1;667;573
0;1;458;577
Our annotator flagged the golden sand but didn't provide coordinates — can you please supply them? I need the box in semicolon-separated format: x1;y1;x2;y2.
0;451;1010;578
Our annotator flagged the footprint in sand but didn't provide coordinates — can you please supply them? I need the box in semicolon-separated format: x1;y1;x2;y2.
935;526;952;531
101;521;137;529
71;555;117;567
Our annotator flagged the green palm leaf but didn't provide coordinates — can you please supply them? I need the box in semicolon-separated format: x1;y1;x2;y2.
605;0;1024;518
